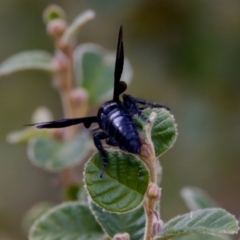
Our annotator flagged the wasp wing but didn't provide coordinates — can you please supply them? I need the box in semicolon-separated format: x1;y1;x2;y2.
26;116;98;129
113;26;125;101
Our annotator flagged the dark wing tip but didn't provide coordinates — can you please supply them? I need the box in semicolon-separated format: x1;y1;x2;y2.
23;123;49;129
24;117;98;129
119;25;123;36
35;123;47;129
113;26;125;101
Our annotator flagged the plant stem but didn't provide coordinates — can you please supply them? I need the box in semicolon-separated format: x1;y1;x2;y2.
54;43;78;185
53;37;89;186
143;159;158;240
139;112;160;240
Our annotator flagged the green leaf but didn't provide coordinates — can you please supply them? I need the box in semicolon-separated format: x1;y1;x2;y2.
43;5;66;23
90;201;145;240
27;131;91;172
6;128;49;144
181;187;219;211
7;106;53;144
29;202;103;240
0;50;54;77
156;208;239;240
22;202;52;232
84;150;149;213
173;234;232;240
134;108;177;156
77;185;89;203
61;10;95;45
74;43;132;104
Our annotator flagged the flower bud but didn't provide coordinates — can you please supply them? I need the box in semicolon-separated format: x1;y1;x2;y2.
47;19;67;39
43;5;66;24
148;183;161;199
70;88;88;106
152;211;164;237
113;233;130;240
52;51;69;72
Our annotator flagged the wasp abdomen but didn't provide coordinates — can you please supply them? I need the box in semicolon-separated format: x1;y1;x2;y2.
98;101;141;154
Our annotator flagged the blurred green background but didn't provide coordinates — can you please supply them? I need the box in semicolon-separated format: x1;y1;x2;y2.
0;0;240;239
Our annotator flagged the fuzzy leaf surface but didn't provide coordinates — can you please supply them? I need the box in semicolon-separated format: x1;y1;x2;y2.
0;50;54;76
28;131;91;172
135;108;177;156
173;234;232;240
157;208;239;240
90;201;145;240
181;187;219;211
85;150;149;212
29;202;103;240
74;43;132;104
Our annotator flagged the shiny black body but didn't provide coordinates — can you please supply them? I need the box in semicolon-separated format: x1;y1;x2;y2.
97;100;141;154
30;27;169;177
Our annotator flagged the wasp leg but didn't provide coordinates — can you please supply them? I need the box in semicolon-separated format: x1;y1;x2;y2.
123;94;170;111
106;138;118;147
122;94;150;122
93;132;109;178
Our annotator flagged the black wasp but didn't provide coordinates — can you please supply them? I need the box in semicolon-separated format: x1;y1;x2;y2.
31;27;169;177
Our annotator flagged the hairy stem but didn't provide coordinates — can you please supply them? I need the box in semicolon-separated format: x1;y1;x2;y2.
45;12;94;187
139;112;160;240
52;37;79;185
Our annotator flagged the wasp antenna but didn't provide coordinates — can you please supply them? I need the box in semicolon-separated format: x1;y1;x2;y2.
113;26;125;101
